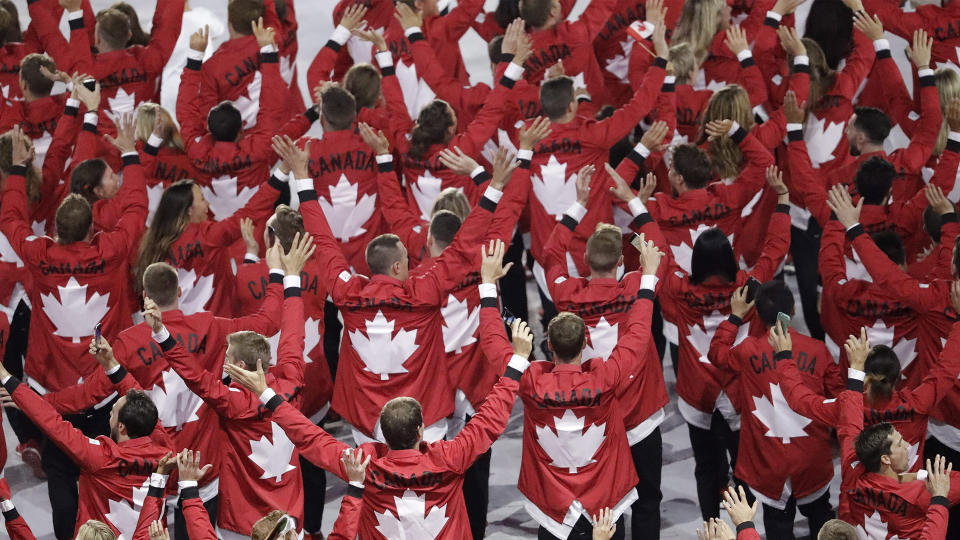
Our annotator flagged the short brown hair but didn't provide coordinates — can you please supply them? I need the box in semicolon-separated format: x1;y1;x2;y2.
547;312;586;361
344;63;381;109
427;210;462;250
671;144;713;189
366;234;403;275
56;194;92;244
20;53;56;96
0;1;22;44
228;0;264;36
380;397;423;449
520;0;554;27
142;262;180;308
70;159;109;204
321;85;357;131
816;519;857;540
96;8;131;50
227;331;272;371
268;205;305;252
251;510;286;540
540;77;574;120
431;188;470;221
586;223;622;272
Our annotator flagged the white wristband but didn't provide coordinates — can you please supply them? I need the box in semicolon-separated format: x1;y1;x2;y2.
664;75;676;85
917;469;929;481
727;121;742;136
0;500;13;512
83;111;98;125
628;198;647;217
331;25;351;45
919;68;934;77
66;98;80;109
104;364;121;376
375;154;393;164
765;10;783;21
68;10;83;21
469;165;485;179
640;274;659;290
786;123;803;133
260;44;278;54
504;62;524;81
259;387;278;405
283;275;301;289
873;39;890;52
186;49;205;61
478;282;497;298
404;26;422;38
349;480;365;489
507;353;530;373
292;178;314;193
793;55;809;66
152;326;171;343
375;50;393;69
848;368;866;381
516;149;533;161
483;185;504;203
178;480;198;491
737;50;753;62
950;131;960;143
566;202;587;222
149;473;168;489
633;141;651;159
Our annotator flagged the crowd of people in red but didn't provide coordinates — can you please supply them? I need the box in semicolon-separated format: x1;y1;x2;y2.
1;0;960;538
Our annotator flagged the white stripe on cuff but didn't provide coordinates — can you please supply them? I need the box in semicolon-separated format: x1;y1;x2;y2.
504;62;524;81
187;49;205;61
628;198;647;217
375;154;393;164
516;149;533;161
737;50;753;62
848;368;866;381
483;185;504;203
633;142;651;159
150;473;168;489
292;178;314;193
919;68;935;77
640;274;659;290
331;25;351;45
152;326;171;343
507;354;530;373
283;275;301;289
873;39;890;52
566;202;587;222
478;283;497;298
765;10;783;21
68;10;83;20
259;387;278;405
404;26;422;38
793;55;809;66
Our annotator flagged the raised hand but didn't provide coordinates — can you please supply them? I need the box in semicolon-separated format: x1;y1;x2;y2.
638;172;657;204
352;27;387;52
772;0;805;16
340;3;369;31
10;126;34;167
189;25;209;52
765;165;790;204
777;26;807;57
281;232;316;276
38;65;70;84
88;336;119;371
730;286;755;319
480;239;513;284
926;185;954;215
637;233;663;276
724;25;749;56
266;239;283;271
223;358;269;395
342;448;371;484
59;0;81;11
155;452;177;475
908;29;933;69
143;297;163;334
105;113;137;154
844;327;870;371
575;164;595;206
511;319;534;358
358;122;390;155
394;2;423;30
518;116;552;150
852;11;884;42
241;218;259;256
74;76;101;112
926;455;953;498
501;18;524;55
825;184;862;228
651;15;669;58
768;323;792;353
722;486;757;526
783;90;806;124
592;508;617;540
705;119;734;140
511;22;534;66
148;521;170;540
640;120;670;152
271;135;311;179
605;163;636;203
546;60;566;80
251;17;276;48
438;146;481;176
491;146;518;190
177;449;213;482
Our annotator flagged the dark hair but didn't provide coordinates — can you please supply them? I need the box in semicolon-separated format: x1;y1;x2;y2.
0;131;40;204
672;145;714;189
142;262;179;308
366;234;404;275
267;205;304;252
136;181;195;292
854;156;895;204
56;194;93;244
380;397;423;450
20;53;56;96
864;345;900;403
488;35;504;65
547;312;586;361
321;86;357;131
273;0;288;20
343;63;381;110
228;0;264;36
409;101;454;160
586;223;622;272
0;1;22;44
428;210;462;250
854;422;894;473
118;389;158;439
494;0;520;28
870;230;905;266
755;280;794;327
96;8;131;50
540;77;574;120
803;0;853;70
207;102;243;142
70;159;109;205
853;107;892;145
520;0;553;27
110;2;149;46
690;228;737;285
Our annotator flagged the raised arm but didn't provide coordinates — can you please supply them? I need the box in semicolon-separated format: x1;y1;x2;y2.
747;181;791;282
1;130;49;264
708;287;753;373
260;234;313;391
175;450;218;540
0;499;37;540
139;0;186;72
131;465;173;540
177;29;210;146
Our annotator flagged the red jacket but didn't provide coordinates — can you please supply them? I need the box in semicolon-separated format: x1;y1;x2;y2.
659;207;790;426
4;377;172;539
710;324;842;501
296;159;500;436
156;279;306;535
863;0;960;70
0;154;147;392
0;94;67;161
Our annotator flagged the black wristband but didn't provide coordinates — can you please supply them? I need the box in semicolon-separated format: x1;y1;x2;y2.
730;126;747;144
787;129;803;142
68;18;84;31
948;137;960;153
480;297;498;309
407;31;426;43
560;214;579;232
2;508;19;522
505;365;524;381
472;170;492;186
478;196;497;212
942;212;958;224
763;16;780;28
653;57;668;68
932;495;949;508
122;153;141;167
108;366;128;385
792;62;811;74
265;394;284;412
324;39;343;52
180;486;201;500
846;378;864;392
736;521;756;533
845;223;866;240
346;484;365;499
147;485;166;498
268;174;286;192
774;350;792;361
739;56;756;68
919;73;935;87
304;108;320;123
637;289;655;301
775;203;791;214
284;286;302;298
158;335;177;353
632;213;653;228
2;376;20;395
9;164;26;177
269;272;284;285
380;64;395;76
185;58;202;71
377;159;395;173
260;51;279;64
728;314;744;326
876;48;892;59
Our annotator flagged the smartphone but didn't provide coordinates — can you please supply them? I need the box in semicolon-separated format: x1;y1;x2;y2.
82;78;96;92
501;307;516;325
776;312;791;335
744;277;761;303
94;322;103;351
630;233;645;252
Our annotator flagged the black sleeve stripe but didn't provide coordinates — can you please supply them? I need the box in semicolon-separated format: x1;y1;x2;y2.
919;74;936;87
793;63;811;74
269;273;284;284
324;40;342;52
472;170;492;186
2;509;19;521
517;158;531;169
299;189;318;202
305;108;320;123
480;297;499;308
787;130;803;142
626;151;645;167
730;126;747;144
504;366;523;381
268;174;286;191
68;18;84;30
499;76;517;89
9;165;26;177
775;204;791;214
108;366;128;385
661;81;675;92
736;522;756;533
122;154;141;167
942;212;958;224
260;51;279;64
2;377;20;395
764;17;780;28
478;196;497;212
380;65;396;76
65;104;79;116
265;394;284;412
159;336;177;352
82;123;97;133
560;214;578;232
739;57;756;68
407;32;426;43
147;485;165;498
845;223;866;240
631;213;653;228
143;143;159;156
876;49;892;59
846;378;864;392
185;58;202;71
947;138;960;153
653;57;667;68
180;486;201;500
498;53;515;63
931;496;949;508
774;350;792;361
346;484;365;499
727;314;744;326
377;161;395;173
637;289;655;301
284;287;302;298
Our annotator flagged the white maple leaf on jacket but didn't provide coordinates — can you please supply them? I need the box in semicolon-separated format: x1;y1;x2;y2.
32;130;52;169
441;294;479;354
247;421;297;482
41;276;110;343
410;169;450;222
104;479;149;540
604;39;634;83
844;246;873;283
349;310;419;380
531;155;579;219
279;55;295;86
176;268;214;316
0;230;23;267
106;88;138;125
535;409;606;473
582;317;618;361
234;71;262;129
865;319;917;375
804;114;845;168
374;489;449;539
856;510;901;540
686;310;750;365
319;174;377;241
201;175;258;221
147;368;202;430
395;59;437;121
751;382;812;443
266;317;322;364
146;183;165;226
670;224;735;275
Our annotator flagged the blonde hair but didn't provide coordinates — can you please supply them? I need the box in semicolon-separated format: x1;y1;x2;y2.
136;103;184;151
75;521;116;540
430;187;470;221
586;223;623;272
672;0;725;63
669;43;697;85
934;69;960;155
251;510;286;540
227;331;272;370
802;38;836;112
699;85;754;179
